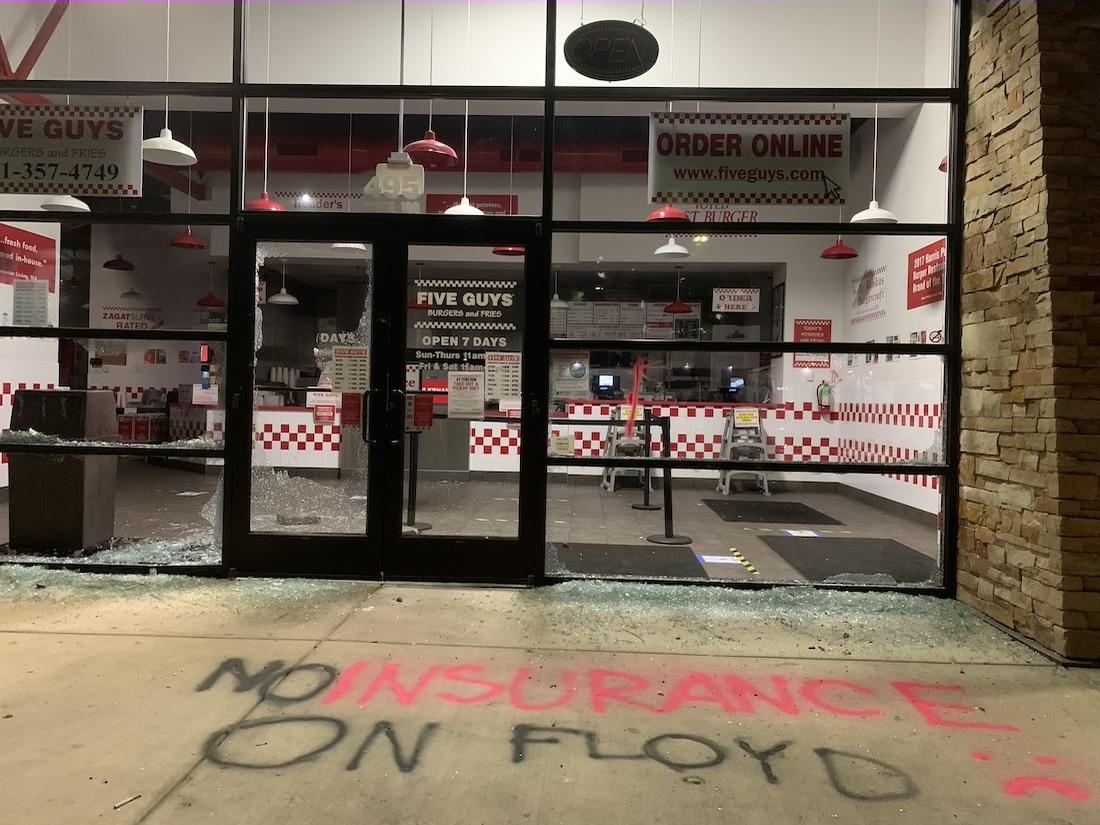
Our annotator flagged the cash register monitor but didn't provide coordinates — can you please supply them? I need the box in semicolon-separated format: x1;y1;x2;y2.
598;374;616;390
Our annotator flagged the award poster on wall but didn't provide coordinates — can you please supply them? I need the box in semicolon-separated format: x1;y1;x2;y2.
551;352;590;399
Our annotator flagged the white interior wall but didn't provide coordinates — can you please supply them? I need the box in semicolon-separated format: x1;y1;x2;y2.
3;0;950;89
87;224;225;406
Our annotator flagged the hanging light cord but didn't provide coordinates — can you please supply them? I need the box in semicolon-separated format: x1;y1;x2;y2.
263;0;272;194
696;0;702;112
397;0;405;151
428;1;435;130
872;0;882;202
346;114;353;201
163;0;172;128
462;0;471;197
187;111;193;220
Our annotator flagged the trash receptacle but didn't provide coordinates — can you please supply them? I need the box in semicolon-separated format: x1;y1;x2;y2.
8;390;119;554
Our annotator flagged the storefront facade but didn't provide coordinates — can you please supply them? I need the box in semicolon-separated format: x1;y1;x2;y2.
0;1;966;591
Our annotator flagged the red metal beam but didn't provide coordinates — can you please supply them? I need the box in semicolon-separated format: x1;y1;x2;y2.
144;165;209;202
1;92;53;106
0;34;14;78
14;0;69;80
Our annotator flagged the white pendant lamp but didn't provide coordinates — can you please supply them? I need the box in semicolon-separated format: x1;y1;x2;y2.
142;0;197;166
551;269;568;309
120;277;141;300
445;1;482;216
268;262;299;306
851;0;896;224
655;235;690;259
41;195;90;212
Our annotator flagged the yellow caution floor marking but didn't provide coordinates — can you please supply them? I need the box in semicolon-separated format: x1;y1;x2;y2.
729;547;760;576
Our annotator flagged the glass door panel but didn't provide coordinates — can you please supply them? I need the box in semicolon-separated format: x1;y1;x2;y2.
400;245;525;539
249;241;374;535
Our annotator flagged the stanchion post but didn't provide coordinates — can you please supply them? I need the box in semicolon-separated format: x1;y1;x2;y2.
632;407;661;511
405;430;432;532
647;416;691;545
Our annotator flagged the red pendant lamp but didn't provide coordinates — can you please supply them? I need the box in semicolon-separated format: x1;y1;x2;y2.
247;2;284;212
664;266;692;314
172;113;207;249
196;261;225;310
821;238;859;260
647;204;691;222
405;129;459;170
403;6;458;169
492;117;525;257
103;253;134;271
821;205;859;260
171;226;206;249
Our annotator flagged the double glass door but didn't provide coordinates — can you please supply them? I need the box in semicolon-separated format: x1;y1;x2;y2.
227;219;542;582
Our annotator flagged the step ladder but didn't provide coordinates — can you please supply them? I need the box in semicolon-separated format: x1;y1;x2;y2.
716;408;770;496
600;408;654;493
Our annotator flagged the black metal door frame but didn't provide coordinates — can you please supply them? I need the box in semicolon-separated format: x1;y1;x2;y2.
224;212;547;583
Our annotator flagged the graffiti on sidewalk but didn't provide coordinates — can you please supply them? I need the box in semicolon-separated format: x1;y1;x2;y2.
193;657;1094;806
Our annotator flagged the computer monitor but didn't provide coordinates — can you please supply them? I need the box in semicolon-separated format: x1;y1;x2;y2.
598;374;616;389
729;377;745;390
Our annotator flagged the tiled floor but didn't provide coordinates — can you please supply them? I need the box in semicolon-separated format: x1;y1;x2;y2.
0;463;940;584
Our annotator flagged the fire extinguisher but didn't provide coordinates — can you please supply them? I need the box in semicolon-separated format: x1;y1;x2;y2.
816;379;832;409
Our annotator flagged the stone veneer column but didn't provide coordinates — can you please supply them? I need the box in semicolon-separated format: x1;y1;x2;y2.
959;0;1100;659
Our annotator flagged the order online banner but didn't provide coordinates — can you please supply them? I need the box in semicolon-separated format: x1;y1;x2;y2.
648;112;849;206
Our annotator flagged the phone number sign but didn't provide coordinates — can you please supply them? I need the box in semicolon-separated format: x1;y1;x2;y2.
0;105;143;196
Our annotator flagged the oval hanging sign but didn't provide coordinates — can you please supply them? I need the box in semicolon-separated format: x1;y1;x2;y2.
564;20;659;82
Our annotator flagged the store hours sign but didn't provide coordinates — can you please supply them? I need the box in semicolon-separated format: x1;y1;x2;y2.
407;274;522;351
0;105;144;196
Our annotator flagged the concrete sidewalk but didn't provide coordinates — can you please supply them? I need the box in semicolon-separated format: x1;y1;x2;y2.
0;568;1097;825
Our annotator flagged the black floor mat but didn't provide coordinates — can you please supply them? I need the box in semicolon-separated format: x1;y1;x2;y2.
550;542;707;579
760;536;937;583
703;498;843;525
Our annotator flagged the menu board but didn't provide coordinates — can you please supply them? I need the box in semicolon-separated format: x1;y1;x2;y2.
12;278;48;326
644;301;701;340
331;346;371;392
563;301;644;339
484;352;522;401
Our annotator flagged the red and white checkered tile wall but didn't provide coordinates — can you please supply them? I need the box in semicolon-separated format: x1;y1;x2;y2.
837;402;942;429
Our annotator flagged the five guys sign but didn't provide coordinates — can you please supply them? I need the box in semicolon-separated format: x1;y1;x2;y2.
0;105;144;196
649;112;849;206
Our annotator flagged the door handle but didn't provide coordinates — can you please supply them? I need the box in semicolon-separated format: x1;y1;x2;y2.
367;391;376;446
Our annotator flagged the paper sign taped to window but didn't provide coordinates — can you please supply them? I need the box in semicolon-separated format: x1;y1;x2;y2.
446;371;485;419
733;407;760;428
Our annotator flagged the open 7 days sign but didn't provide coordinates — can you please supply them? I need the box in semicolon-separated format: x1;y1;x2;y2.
0;105;144;196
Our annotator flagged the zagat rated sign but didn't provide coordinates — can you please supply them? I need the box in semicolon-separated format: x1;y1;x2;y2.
0;105;144;197
648;112;849;206
407;274;522;352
